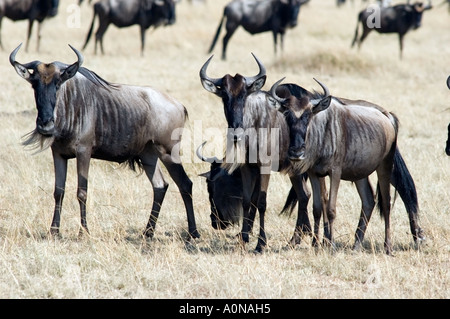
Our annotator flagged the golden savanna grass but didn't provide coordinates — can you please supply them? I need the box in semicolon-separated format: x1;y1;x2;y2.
0;0;449;299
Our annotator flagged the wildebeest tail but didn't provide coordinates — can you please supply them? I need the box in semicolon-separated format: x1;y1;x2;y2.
279;186;298;217
83;8;97;50
208;13;225;53
377;147;419;219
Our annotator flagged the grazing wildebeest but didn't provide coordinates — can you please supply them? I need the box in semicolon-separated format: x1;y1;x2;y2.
197;141;302;236
0;0;59;52
270;78;424;255
199;54;323;252
351;1;433;59
83;0;178;55
9;43;200;240
208;0;310;60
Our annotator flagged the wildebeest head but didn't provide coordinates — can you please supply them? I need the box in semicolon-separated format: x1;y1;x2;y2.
196;142;242;229
270;78;331;161
151;0;178;26
279;0;310;28
199;53;266;141
10;43;82;137
406;2;432;30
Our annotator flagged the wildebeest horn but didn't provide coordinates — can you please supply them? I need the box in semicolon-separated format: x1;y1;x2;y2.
9;43;40;69
196;141;220;163
313;78;330;97
310;78;330;106
269;77;287;105
447;75;450;90
68;44;84;67
199;55;222;86
245;53;266;86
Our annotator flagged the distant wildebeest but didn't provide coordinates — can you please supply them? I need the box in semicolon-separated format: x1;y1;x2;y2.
9;43;200;240
270;78;425;255
208;0;310;60
351;1;433;59
446;76;450;156
0;0;59;52
83;0;178;55
199;54;326;252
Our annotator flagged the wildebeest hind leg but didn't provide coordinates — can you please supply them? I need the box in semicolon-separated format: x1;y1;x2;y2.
353;178;375;251
159;154;200;239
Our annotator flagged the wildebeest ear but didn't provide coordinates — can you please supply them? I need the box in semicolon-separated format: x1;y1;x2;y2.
312;96;331;114
13;63;32;82
201;79;221;96
60;62;79;83
248;75;266;93
447;76;450;90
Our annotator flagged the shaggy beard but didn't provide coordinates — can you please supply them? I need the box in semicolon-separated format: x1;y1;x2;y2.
21;129;55;154
220;139;247;175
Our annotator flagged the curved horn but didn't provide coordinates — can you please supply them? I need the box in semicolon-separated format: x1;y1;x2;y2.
245;53;266;85
68;44;84;67
270;77;287;104
199;55;222;86
313;78;330;97
9;43;23;67
196;141;220;164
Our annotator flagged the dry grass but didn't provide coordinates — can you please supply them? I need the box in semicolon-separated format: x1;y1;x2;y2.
0;0;449;299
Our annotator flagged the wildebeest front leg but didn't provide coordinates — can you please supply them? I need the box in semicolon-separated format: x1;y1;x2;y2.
50;151;68;236
255;171;270;253
76;150;92;236
288;173;312;246
238;165;258;246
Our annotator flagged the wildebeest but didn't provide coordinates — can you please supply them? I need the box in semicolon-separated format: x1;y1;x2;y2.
270;78;424;255
196;141;306;239
83;0;178;55
0;0;59;52
351;1;433;59
446;123;450;156
9;43;200;240
199;54;322;252
208;0;310;60
446;76;450;156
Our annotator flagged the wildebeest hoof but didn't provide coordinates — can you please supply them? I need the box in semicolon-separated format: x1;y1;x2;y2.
190;229;201;239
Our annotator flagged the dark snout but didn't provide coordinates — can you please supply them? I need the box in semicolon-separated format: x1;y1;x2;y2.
288;146;305;161
227;127;245;142
36;117;55;136
210;212;231;230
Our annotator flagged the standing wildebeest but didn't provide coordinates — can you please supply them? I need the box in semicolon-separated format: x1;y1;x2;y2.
351;1;432;59
270;78;425;255
208;0;310;60
0;0;59;52
83;0;178;55
199;54;323;252
9;43;200;240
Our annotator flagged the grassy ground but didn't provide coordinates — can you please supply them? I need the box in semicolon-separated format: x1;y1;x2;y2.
0;0;449;299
